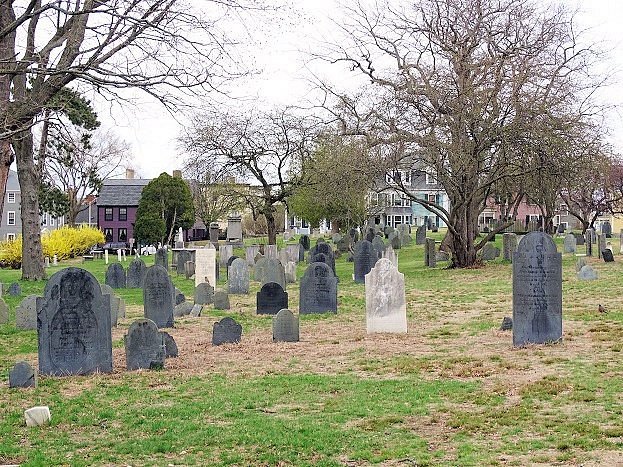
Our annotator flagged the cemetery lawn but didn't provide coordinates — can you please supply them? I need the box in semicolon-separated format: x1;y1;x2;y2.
2;235;623;466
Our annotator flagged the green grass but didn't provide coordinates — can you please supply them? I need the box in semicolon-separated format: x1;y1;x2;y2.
1;232;623;465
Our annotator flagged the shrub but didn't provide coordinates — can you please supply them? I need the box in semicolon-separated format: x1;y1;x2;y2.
0;236;22;269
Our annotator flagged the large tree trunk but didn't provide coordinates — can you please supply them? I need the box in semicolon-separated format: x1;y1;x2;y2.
265;206;277;245
447;201;480;268
14;129;45;280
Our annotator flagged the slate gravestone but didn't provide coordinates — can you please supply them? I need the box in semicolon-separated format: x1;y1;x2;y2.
176;250;192;276
435;251;450;262
576;257;587;272
161;331;178;358
9;361;37;388
105;263;126;289
220;244;234;267
310;252;335;277
125;319;165;370
209;222;220;245
175;292;185;305
503;233;518;262
365;229;375;242
424;238;437;268
602;221;612;237
575;233;585;246
512;232;562;346
127;258;147;288
598;233;606;259
228;258;250;294
257;282;288;315
366;258;407;333
383;245;399;267
299;235;310;251
299;262;338;314
194;246;216;289
336;236;351;253
185;261;195;279
226;255;239;277
354;240;377;283
563;234;577;254
284;244;300;263
194;282;214;305
372;236;386;260
309;242;333;262
273;309;299;342
285;261;297;283
174;302;193;317
254;256;269;282
212;317;242;345
578;265;598;280
8;282;21;296
37;268;112;376
214;290;230;310
279;248;289;269
0;298;6;325
500;317;513;331
298;244;305;262
155;247;168;270
431;225;439;233
261;258;287;290
481;243;500;261
585;230;593;256
603;249;615;263
265;244;278;260
246;245;260;265
143;265;175;328
390;234;402;250
415;225;426;245
15;295;38;330
100;283;120;327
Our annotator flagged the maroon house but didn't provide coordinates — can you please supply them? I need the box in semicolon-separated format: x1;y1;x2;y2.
97;176;151;246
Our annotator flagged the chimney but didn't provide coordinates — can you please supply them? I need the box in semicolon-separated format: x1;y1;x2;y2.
173;170;182;178
126;168;135;179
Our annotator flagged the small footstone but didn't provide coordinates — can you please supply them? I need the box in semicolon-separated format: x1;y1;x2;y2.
603;250;615;262
8;282;21;296
578;265;598;281
25;406;51;427
9;361;37;388
500;317;513;331
174;302;193;317
175;292;186;305
161;332;178;358
212;317;242;345
190;304;203;317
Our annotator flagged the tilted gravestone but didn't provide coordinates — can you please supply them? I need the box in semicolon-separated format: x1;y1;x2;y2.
272;309;299;342
161;331;178;358
127;258;147;288
299;235;310;251
155;247;168;270
299;262;338;314
603;249;615;263
219;244;234;267
105;263;126;289
578;264;598;280
563;234;577;254
143;265;175;328
37;268;112;376
366;258;407;333
125;319;165;370
194;282;214;305
336;236;351;253
257;282;288;315
9;361;37;388
176;250;192;276
8;282;21;296
246;245;260;265
194;246;216;289
435;251;450;262
415;225;426;245
353;240;377;283
101;283;121;327
174;302;193;317
212;317;242;345
228;258;249;294
512;232;562;346
481;243;500;261
213;290;230;310
331;233;342;244
260;258;287;290
15;295;38;330
424;238;437;268
503;233;518;261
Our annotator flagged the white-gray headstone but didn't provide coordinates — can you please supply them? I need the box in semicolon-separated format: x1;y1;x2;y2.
365;258;407;333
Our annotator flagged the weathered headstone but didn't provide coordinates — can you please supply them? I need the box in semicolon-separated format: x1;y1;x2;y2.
512;232;562;346
228;258;250;294
575;233;585;246
500;317;513;331
105;263;126;289
194;246;216;288
174;301;193;317
100;283;120;327
213;290;230;310
190;304;203;317
372;236;386;259
260;258;287;290
194;282;214;305
24;406;51;426
415;225;426;245
8;282;21;296
209;222;220;246
272;309;299;342
246;245;260;266
0;298;6;325
184;261;195;279
331;233;342;244
127;258;147;288
365;258;407;333
176;250;192;276
143;265;175;328
254;256;269;282
383;245;398;267
15;295;38;330
219;244;234;267
9;361;37;388
299;235;310;251
212;317;242;345
424;238;437;268
155;247;168;270
125;319;165;370
561;233;575;254
285;261;297;283
226;214;243;243
263;244;277;260
435;251;450;262
585;228;595;256
299;262;338;314
575;257;587;272
175;291;186;305
481;243;500;261
602;221;612;237
257;282;288;315
503;233;518;261
365;229;375;242
310;252;336;277
37;268;112;375
578;264;598;280
161;331;178;358
603;249;615;262
597;233;606;259
353;240;377;283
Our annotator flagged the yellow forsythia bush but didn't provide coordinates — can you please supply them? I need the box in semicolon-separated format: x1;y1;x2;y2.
0;225;105;268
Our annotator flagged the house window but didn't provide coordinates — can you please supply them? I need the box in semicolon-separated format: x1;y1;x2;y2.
402;171;411;184
104;228;113;242
7;211;15;226
7;192;15;203
6;233;15;241
392;193;402;206
427;194;436;204
119;207;127;221
426;172;437;184
50;216;55;226
401;195;411;207
118;228;127;242
105;208;113;221
41;214;47;226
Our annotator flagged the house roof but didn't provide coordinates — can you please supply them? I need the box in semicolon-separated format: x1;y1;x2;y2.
97;178;151;207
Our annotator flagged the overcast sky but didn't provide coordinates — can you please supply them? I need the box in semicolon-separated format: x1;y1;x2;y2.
94;1;623;179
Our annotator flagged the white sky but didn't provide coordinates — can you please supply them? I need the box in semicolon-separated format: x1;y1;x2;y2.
93;1;623;179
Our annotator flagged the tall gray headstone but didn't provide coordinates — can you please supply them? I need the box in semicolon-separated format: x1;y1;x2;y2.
503;233;518;261
105;263;126;289
424;238;437;268
246;245;260;265
127;258;147;288
176;250;192;276
155;247;168;270
354;240;377;283
226;214;243;243
125;319;165;370
143;265;175;328
254;256;269;282
512;232;562;346
299;262;338;314
415;225;426;245
15;294;38;330
228;258;250;294
219;244;234;267
212;317;242;345
563;233;576;254
209;222;220;246
286;244;302;263
260;258;287;290
366;258;407;334
272;309;299;342
37;268;112;375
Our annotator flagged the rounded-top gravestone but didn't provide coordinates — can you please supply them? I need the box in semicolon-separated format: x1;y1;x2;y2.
212;317;242;345
194;282;214;305
127;258;147;288
155;247;168;270
9;361;37;388
256;282;288;315
15;294;38;330
299;235;310;251
105;262;126;289
272;309;299;342
125;319;165;370
299;262;338;314
228;258;250;294
143;265;175;328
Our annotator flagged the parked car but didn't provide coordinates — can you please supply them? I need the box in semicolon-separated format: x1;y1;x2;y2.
101;242;129;252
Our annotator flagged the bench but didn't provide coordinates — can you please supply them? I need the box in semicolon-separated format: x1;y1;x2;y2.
83;255;94;262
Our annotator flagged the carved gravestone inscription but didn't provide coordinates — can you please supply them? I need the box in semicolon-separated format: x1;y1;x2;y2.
299;262;338;314
365;258;407;333
143;265;175;328
257;282;288;315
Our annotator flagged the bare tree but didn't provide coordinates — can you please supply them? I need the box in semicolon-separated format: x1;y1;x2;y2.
0;0;264;279
320;0;606;267
181;109;317;245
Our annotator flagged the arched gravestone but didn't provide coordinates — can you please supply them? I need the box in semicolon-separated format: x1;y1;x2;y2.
228;258;249;294
310;252;336;276
353;240;377;283
212;317;242;345
563;233;576;254
273;309;299;342
143;265;175;328
155;247;168;270
299;262;338;314
299;235;310;251
37;268;112;376
125;319;165;370
226;255;239;278
256;282;288;315
194;282;214;305
105;263;126;288
176;250;192;276
309;242;334;263
512;232;562;346
127;258;147;288
260;258;287;290
372;236;386;259
365;259;407;333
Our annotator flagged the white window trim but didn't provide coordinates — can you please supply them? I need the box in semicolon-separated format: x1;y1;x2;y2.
7;192;15;203
426;172;437;185
6;233;15;241
7;211;15;226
